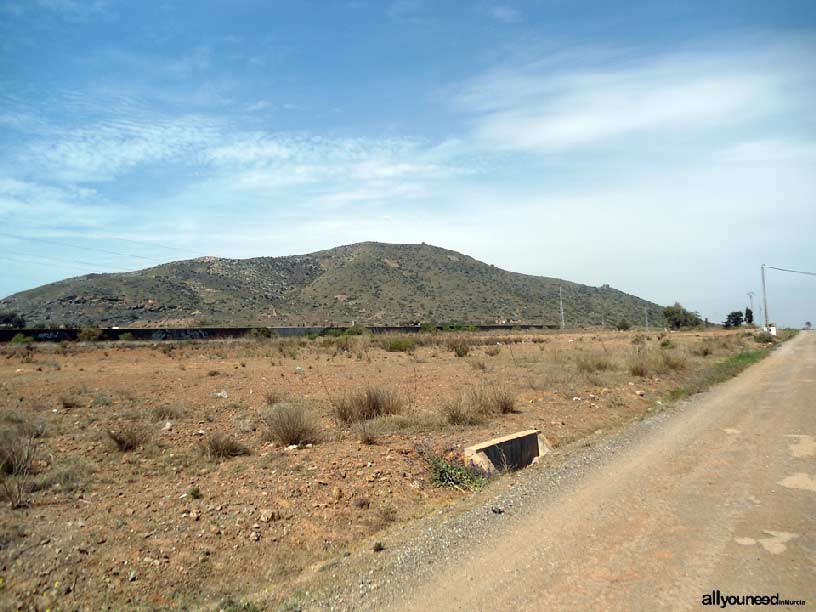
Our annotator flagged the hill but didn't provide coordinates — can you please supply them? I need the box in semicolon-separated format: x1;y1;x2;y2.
0;242;666;328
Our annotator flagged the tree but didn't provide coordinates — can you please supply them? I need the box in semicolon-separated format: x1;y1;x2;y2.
724;311;744;328
616;318;631;331
805;321;812;330
0;311;25;328
663;302;702;329
744;308;754;325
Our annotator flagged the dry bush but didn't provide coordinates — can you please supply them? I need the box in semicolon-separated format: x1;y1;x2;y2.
449;341;469;357
264;390;287;406
204;433;250;460
576;352;615;373
484;345;501;357
661;352;687;371
473;385;517;414
261;403;320;446
470;359;487;371
355;420;378;445
107;427;151;451
442;395;484;425
334;388;402;424
628;357;650;378
151;404;185;421
0;427;40;508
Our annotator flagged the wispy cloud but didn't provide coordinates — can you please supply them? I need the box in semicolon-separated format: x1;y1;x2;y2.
451;43;810;153
486;6;521;24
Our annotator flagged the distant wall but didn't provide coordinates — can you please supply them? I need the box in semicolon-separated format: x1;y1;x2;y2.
0;324;557;343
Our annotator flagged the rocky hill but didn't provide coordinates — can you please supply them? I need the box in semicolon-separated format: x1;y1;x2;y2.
1;242;666;328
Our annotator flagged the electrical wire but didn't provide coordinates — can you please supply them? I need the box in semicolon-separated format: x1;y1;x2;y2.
767;266;816;277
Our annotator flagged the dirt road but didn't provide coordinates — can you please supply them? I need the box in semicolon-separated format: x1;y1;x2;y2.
311;332;815;610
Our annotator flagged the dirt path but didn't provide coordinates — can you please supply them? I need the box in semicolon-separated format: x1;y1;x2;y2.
305;332;815;610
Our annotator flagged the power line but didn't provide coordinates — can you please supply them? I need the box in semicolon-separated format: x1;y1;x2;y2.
767;266;816;277
2;249;133;272
0;255;127;274
0;231;166;264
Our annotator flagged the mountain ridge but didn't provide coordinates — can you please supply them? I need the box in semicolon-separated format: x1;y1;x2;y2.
1;242;666;328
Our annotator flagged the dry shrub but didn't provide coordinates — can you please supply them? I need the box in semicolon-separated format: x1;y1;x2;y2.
470;359;487;371
151;404;185;421
442;396;483;425
661;352;687;371
443;385;517;424
204;433;250;460
355;420;378;445
628;357;650;378
261;403;320;446
484;345;501;357
264;390;287;406
0;427;40;508
576;352;615;373
334;388;402;424
107;427;151;451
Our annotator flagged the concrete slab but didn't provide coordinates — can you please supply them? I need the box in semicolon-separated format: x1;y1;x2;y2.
464;429;543;474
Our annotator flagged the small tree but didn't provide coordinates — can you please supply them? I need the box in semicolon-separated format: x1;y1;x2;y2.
616;319;631;331
724;311;744;328
805;321;812;330
663;302;702;329
744;308;754;325
0;311;25;328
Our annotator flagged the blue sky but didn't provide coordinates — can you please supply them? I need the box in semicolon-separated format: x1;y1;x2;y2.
1;0;814;326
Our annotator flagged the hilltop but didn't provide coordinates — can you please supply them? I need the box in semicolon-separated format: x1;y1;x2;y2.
1;242;665;328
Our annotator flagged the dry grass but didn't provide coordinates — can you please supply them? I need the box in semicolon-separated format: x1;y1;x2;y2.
0;427;40;508
203;433;250;460
261;403;320;446
151;404;185;421
107;426;151;451
484;345;501;357
442;396;484;425
576;352;616;373
334;387;402;424
628;356;650;377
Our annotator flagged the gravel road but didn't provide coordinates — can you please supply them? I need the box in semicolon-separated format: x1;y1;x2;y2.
298;331;815;611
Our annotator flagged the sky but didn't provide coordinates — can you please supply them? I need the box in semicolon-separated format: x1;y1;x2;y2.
0;0;814;326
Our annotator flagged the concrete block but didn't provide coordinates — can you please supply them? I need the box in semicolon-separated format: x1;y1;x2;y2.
464;429;542;473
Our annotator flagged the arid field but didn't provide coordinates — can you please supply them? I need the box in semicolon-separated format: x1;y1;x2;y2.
0;328;786;610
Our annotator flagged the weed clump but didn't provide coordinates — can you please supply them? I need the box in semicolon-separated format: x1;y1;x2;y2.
261;403;320;446
107;427;151;452
0;425;40;508
423;450;487;491
335;388;402;424
204;433;250;460
384;338;415;353
576;353;615;373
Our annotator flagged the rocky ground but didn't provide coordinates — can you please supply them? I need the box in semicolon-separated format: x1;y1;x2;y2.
0;328;769;610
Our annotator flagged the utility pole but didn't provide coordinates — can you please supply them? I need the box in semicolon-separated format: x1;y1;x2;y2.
761;264;769;329
644;306;649;329
559;286;565;330
746;291;755;313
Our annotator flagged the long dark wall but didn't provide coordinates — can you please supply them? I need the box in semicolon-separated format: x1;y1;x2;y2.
0;324;556;343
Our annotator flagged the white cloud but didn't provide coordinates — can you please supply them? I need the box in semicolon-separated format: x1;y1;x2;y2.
487;6;521;24
452;45;805;153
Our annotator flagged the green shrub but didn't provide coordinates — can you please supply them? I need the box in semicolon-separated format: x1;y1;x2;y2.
385;337;415;353
616;319;631;331
249;327;272;339
118;332;136;342
660;338;674;348
78;327;102;342
423;451;487;491
754;332;776;343
9;333;34;345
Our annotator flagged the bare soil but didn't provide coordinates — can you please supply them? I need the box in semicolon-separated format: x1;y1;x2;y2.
0;329;763;610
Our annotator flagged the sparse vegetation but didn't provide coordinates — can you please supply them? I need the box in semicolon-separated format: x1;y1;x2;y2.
204;433;250;460
384;337;415;353
78;326;103;342
10;333;34;345
576;352;615;373
107;427;151;451
423;450;487;491
334;387;402;424
152;404;185;421
261;403;320;446
0;425;40;508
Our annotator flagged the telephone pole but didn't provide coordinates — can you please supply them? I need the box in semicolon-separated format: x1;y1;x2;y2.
559;286;565;329
761;264;769;329
644;306;649;329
